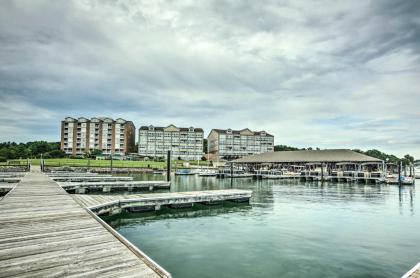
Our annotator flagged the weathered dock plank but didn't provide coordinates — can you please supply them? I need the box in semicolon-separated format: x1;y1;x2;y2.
0;166;167;278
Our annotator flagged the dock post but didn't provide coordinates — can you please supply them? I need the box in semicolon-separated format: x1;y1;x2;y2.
40;153;44;172
230;162;233;187
321;163;324;183
398;161;402;187
166;150;171;182
110;155;113;174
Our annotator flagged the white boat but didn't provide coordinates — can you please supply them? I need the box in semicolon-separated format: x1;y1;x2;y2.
198;169;217;176
262;170;284;179
175;169;195;175
217;169;253;178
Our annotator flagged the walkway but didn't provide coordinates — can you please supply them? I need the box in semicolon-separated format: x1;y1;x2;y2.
0;166;163;278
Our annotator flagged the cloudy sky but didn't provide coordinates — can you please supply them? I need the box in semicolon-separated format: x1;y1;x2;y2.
1;0;419;157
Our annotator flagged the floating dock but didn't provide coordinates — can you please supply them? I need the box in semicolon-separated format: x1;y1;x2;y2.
0;167;169;278
0;173;26;178
49;176;133;182
46;172;107;177
59;180;171;193
72;189;253;216
0;178;21;183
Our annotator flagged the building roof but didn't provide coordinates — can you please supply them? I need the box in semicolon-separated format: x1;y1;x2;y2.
210;128;273;137
62;117;132;124
233;149;382;163
139;125;204;132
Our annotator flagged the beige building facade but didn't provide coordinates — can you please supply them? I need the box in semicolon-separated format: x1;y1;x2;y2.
207;128;274;160
138;124;204;160
61;117;135;156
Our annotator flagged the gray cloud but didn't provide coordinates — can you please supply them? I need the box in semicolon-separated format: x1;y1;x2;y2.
0;0;419;157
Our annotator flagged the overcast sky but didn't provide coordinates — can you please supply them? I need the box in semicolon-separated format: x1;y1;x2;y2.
0;0;419;157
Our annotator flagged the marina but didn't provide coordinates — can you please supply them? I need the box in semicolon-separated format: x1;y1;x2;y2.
2;1;419;277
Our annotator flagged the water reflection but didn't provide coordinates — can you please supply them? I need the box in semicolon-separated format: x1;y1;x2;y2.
127;173;415;210
399;186;415;215
104;202;252;229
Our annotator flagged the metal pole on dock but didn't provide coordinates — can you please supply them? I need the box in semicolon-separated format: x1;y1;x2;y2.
321;163;324;183
166;150;171;182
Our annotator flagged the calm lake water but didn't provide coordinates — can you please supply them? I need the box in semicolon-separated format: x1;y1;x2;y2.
104;174;419;278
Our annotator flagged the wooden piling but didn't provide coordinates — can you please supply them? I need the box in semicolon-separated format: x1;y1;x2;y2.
398;161;402;187
166;150;171;182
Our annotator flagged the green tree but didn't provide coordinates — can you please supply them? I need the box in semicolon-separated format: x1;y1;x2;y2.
274;145;300;151
203;139;208;153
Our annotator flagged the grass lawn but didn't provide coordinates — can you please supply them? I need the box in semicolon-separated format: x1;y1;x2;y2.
4;158;210;169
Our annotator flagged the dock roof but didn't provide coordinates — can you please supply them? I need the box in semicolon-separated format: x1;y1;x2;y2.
233;149;382;163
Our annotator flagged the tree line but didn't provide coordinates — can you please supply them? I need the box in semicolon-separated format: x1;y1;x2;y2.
0;141;65;162
0;141;415;166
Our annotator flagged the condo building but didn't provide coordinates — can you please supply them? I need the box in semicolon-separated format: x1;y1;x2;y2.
207;128;274;160
138;124;204;160
61;117;135;156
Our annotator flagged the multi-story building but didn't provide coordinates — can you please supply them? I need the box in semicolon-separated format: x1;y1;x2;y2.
207;128;274;160
61;117;135;156
138;124;204;160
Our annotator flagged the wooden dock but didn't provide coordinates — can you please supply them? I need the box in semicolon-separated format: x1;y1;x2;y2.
0;173;26;178
72;189;253;216
50;176;133;182
0;166;169;278
59;181;171;193
403;263;420;278
0;177;21;183
46;172;107;177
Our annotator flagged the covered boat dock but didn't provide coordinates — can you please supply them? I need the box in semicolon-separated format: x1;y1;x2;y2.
232;149;386;183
